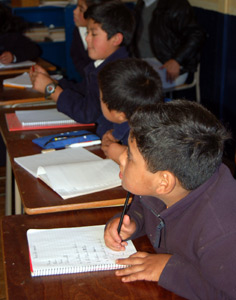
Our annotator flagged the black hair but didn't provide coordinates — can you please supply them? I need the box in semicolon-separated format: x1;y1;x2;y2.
85;0;111;6
84;0;135;46
98;58;163;119
0;3;29;33
129;100;231;190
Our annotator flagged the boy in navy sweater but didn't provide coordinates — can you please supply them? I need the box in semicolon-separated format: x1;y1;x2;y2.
30;1;135;138
105;100;236;299
98;57;163;162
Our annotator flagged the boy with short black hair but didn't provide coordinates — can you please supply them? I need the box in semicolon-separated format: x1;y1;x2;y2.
30;0;135;138
104;100;236;299
98;57;163;162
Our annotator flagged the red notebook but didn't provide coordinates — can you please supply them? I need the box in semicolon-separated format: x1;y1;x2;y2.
6;113;94;132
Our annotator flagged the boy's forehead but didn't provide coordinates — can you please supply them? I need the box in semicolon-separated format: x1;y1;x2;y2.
87;19;100;28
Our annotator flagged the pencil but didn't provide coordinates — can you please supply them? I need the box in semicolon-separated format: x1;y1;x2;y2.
117;192;131;234
3;84;25;89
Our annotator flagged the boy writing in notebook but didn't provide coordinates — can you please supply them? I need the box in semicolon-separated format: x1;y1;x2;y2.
104;100;236;299
29;1;135;138
98;58;163;163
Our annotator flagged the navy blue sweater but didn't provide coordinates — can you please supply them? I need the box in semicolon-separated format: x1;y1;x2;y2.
57;46;129;140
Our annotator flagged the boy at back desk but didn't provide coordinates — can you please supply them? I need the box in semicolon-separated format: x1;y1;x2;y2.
98;58;163;163
104;100;236;299
29;0;134;138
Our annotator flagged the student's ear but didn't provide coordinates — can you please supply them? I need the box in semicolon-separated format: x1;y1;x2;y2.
155;171;176;195
112;33;123;47
116;111;127;122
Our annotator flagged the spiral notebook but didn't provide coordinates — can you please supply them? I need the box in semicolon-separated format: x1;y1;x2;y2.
27;225;136;277
15;108;77;126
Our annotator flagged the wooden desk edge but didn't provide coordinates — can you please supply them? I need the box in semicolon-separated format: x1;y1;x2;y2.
0;221;9;300
24;197;126;215
0;97;47;106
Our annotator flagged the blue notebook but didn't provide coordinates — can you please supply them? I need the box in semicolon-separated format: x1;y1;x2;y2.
32;130;101;149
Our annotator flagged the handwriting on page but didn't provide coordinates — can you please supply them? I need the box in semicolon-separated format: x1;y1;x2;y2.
31;233;129;267
27;226;137;276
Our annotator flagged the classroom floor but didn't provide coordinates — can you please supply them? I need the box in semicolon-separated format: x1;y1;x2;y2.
0;166;6;300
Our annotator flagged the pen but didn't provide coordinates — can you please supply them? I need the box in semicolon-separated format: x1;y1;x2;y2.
67;140;101;148
32;65;35;72
117;192;131;234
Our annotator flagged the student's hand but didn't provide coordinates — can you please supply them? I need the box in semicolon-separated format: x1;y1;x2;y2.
30;71;53;94
115;252;172;282
104;215;136;251
0;51;14;64
30;64;48;75
161;59;180;82
101;130;118;157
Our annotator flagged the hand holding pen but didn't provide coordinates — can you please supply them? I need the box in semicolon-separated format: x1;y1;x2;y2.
117;192;131;234
104;192;136;251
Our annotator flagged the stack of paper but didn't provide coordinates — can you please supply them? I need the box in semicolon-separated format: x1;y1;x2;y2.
14;147;121;199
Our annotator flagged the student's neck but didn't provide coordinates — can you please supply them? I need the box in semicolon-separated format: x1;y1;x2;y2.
159;187;190;208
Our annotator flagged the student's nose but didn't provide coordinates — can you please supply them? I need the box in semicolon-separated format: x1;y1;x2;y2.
85;33;90;43
119;148;127;168
73;6;79;15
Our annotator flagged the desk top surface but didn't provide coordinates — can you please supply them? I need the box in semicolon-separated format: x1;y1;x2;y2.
0;108;127;214
0;58;56;106
1;207;185;300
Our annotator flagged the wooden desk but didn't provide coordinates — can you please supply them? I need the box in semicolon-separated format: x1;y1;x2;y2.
0;109;126;215
1;207;185;300
0;57;56;77
0;85;47;107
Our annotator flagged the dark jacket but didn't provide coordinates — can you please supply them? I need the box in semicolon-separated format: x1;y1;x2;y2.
132;0;206;73
0;32;41;62
57;46;129;139
70;27;92;78
126;164;236;299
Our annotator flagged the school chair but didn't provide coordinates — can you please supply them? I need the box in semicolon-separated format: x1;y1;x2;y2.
164;63;201;103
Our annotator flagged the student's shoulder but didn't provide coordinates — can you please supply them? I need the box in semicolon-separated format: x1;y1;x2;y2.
203;164;236;227
104;47;129;65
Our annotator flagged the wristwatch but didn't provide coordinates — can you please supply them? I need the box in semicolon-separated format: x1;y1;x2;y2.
45;82;58;99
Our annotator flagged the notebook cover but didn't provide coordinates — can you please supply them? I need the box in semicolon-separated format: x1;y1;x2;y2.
5;113;95;132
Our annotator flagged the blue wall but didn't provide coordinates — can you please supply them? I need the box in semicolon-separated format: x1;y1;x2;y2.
193;7;236;138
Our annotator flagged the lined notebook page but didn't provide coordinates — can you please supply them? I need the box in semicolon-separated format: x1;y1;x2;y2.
27;225;137;277
3;72;33;88
15;108;76;126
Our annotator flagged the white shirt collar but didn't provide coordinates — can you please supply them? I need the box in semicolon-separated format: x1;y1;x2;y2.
94;60;104;68
143;0;157;7
78;26;87;50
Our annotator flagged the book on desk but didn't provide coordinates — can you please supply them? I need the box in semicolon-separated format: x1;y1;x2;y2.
0;60;36;69
27;224;136;277
14;147;121;199
5;108;94;131
3;72;62;89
